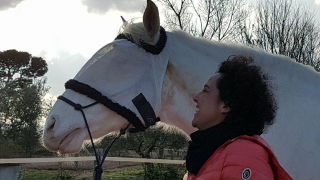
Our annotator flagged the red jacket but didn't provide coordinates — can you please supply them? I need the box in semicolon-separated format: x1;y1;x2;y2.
184;135;292;180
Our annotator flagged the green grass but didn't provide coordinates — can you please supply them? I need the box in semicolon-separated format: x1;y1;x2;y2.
22;165;186;180
23;169;81;180
102;168;144;180
22;167;144;180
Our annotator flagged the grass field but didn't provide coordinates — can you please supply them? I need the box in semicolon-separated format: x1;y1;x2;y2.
22;165;186;180
22;167;144;180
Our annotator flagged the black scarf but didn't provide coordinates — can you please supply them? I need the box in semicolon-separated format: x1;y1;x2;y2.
186;122;246;175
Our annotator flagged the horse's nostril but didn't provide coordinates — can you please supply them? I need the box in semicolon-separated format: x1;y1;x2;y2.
46;115;58;131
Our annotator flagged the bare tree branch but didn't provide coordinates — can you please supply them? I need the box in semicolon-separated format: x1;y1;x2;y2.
158;0;248;41
240;0;320;71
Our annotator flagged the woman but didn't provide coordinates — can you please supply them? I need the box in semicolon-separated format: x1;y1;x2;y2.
184;56;292;179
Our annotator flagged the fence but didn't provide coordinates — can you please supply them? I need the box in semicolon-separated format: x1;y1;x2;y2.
0;156;185;164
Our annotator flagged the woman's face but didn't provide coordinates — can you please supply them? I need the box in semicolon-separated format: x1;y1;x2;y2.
192;73;229;130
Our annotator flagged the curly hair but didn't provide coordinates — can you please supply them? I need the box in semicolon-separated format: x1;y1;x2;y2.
216;55;278;135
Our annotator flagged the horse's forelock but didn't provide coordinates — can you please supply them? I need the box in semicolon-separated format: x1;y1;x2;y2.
120;19;159;46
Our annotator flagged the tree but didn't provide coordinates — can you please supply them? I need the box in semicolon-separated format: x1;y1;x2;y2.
100;126;188;158
0;49;47;88
157;0;249;41
98;126;188;179
0;49;48;157
158;0;320;71
239;0;320;71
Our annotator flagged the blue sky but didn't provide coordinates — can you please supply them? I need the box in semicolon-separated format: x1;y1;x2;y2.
0;0;319;98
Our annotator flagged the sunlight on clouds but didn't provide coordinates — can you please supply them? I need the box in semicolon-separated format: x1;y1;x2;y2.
316;0;320;5
0;0;153;95
44;93;58;101
0;0;25;11
0;0;141;61
0;0;142;95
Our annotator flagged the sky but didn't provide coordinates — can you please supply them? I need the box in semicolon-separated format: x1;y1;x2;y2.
1;0;320;98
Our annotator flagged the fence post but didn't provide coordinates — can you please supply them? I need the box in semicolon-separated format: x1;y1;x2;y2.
0;166;21;180
74;153;78;170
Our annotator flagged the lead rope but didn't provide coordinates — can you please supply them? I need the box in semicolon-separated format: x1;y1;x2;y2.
93;124;130;180
57;96;130;180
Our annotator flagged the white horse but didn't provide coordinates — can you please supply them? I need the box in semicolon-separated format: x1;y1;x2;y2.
43;0;320;179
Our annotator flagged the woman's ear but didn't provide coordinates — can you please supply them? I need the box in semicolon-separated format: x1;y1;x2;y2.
221;104;231;114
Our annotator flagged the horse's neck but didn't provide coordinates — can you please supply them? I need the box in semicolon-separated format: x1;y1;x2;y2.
159;30;224;134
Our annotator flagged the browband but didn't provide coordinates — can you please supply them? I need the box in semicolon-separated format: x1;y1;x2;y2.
115;26;167;55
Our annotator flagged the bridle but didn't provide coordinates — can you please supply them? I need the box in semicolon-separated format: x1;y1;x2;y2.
58;79;159;180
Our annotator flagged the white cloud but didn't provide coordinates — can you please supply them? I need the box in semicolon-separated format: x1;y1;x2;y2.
0;0;144;95
316;0;320;5
0;0;24;11
0;0;165;95
81;0;145;15
46;51;87;95
0;0;143;58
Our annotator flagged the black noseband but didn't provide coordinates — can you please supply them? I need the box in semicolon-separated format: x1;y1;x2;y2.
61;79;160;132
62;79;146;131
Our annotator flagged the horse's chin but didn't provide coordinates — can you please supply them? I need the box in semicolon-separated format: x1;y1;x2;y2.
58;128;86;154
58;143;83;154
44;128;86;154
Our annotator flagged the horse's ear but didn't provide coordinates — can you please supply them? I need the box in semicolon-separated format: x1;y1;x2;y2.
121;16;127;23
143;0;160;39
121;16;128;26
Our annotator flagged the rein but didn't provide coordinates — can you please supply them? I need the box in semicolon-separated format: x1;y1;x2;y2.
58;79;159;180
